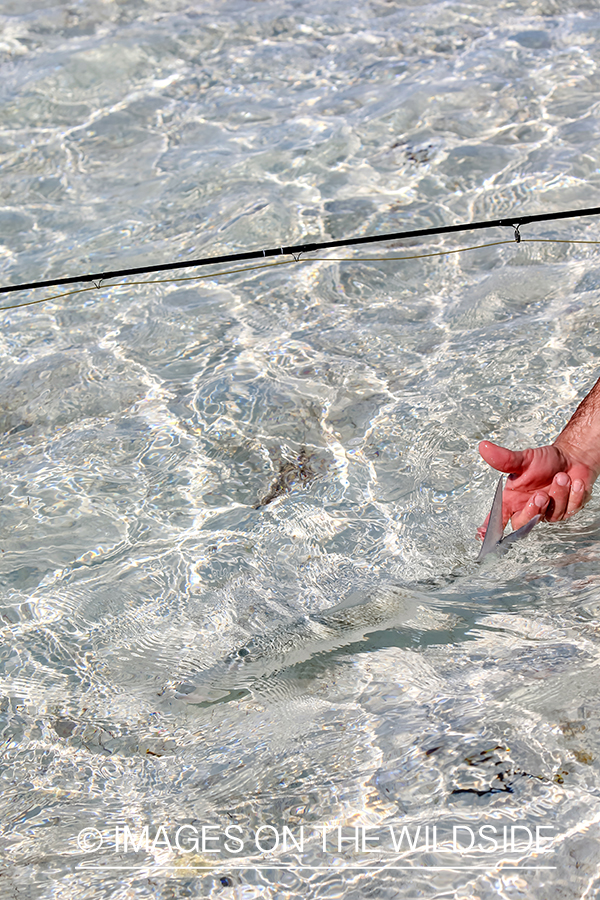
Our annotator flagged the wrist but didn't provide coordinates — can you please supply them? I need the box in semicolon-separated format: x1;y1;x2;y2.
554;431;600;483
553;376;600;482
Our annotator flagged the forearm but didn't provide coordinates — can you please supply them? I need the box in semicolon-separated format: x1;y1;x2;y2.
554;376;600;479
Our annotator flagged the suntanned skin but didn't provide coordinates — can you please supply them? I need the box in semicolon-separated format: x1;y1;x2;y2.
478;376;600;538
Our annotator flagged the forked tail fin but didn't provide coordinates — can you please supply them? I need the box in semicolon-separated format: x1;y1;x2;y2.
477;476;505;561
477;476;541;561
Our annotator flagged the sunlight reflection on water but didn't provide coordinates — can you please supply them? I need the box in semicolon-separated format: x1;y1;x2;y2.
1;1;600;897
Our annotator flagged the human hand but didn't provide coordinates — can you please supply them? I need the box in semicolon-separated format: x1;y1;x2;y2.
477;440;595;538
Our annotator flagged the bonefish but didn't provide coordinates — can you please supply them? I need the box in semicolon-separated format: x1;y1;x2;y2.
477;475;541;562
174;478;540;704
174;585;428;703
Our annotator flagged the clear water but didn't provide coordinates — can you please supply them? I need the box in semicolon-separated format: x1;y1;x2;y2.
2;0;600;897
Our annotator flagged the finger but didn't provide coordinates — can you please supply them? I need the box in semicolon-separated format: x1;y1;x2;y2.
566;478;586;517
511;491;549;530
479;441;527;476
545;472;570;522
477;512;490;541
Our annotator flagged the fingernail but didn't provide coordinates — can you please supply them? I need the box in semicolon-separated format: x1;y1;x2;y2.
534;493;547;507
573;479;584;493
556;472;569;487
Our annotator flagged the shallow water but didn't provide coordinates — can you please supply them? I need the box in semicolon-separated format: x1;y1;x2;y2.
2;0;600;897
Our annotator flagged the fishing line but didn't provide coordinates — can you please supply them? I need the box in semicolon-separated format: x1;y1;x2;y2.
2;236;600;313
2;204;600;299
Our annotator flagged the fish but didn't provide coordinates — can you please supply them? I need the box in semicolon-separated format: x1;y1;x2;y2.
477;475;541;562
173;477;540;704
173;585;428;703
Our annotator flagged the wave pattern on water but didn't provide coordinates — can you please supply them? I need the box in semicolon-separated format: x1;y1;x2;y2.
2;1;600;898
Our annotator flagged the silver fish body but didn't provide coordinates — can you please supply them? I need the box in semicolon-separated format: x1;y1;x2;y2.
174;585;427;703
174;478;541;704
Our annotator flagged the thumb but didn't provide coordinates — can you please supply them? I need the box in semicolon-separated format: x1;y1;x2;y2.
478;440;527;476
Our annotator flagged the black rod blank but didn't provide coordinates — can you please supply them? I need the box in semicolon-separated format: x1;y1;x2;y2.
2;204;600;296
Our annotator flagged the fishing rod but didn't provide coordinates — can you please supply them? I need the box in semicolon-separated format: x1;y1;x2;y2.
1;204;600;296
